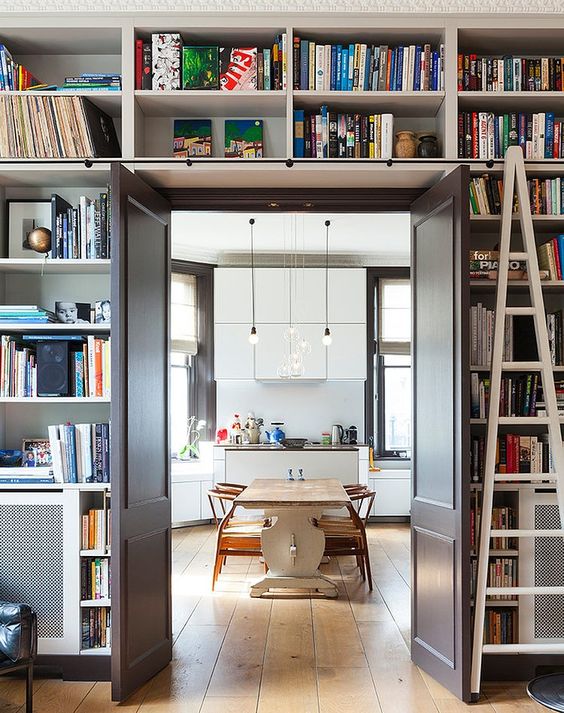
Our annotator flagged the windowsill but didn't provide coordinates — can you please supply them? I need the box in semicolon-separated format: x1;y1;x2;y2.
375;456;412;463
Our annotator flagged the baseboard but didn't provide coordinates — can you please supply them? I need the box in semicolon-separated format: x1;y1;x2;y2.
35;654;111;681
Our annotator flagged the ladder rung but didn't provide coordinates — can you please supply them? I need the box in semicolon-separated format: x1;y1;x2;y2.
505;307;536;316
509;252;529;261
483;643;564;654
498;417;550;424
490;529;564;537
494;473;556;482
487;586;564;595
501;361;543;371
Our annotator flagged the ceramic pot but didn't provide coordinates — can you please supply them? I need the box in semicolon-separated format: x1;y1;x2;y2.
394;131;417;158
417;134;439;158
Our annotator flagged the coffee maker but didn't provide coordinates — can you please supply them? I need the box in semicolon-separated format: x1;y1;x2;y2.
345;426;358;444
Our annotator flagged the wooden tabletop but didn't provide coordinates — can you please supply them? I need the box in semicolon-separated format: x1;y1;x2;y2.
235;478;350;508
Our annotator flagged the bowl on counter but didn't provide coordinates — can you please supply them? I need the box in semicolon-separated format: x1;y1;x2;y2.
281;438;308;449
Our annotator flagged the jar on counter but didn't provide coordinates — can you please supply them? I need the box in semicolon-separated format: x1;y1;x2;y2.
321;432;331;446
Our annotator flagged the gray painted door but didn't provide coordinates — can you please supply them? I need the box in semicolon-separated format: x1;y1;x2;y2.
111;165;172;701
410;166;471;701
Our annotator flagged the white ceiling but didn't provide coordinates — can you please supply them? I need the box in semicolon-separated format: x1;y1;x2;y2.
171;211;410;266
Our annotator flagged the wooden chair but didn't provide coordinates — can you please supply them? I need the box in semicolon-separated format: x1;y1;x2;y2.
207;483;246;527
208;488;267;590
317;489;375;590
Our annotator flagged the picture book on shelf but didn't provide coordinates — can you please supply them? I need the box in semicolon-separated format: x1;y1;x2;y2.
219;47;257;90
224;119;263;158
182;46;219;90
173;119;212;157
152;33;182;91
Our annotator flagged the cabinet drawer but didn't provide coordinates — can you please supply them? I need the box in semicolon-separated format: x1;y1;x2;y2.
370;478;411;516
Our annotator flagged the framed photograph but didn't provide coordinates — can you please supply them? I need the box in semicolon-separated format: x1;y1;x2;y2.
55;301;91;324
95;300;111;324
8;200;51;259
21;438;52;467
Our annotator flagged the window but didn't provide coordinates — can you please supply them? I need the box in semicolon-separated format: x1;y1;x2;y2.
375;278;411;458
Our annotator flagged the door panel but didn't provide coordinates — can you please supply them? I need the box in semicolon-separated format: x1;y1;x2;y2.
111;165;171;702
410;165;471;701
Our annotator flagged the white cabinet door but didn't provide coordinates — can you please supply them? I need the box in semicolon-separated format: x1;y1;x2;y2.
172;481;201;524
254;268;289;323
327;323;367;380
369;478;411;516
215;324;254;379
255;323;326;380
329;269;366;323
293;268;326;323
214;268;252;323
200;480;213;520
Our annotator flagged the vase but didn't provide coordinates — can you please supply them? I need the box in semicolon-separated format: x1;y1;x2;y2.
417;134;439;158
394;131;417;158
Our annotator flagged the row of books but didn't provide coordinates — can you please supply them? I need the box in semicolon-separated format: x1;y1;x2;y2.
469;247;548;283
81;557;111;601
135;34;288;91
491;506;517;550
81;607;111;650
0;306;55;324
81;504;111;551
0;43;41;90
57;74;121;92
458;54;564;93
458;111;564;160
471;373;543;419
0;95;120;158
173;118;263;160
487;558;518;601
293;109;393;159
49;422;110;484
470;304;512;366
484;609;516;645
51;191;111;260
471;434;552;482
538;237;564;280
293;39;444;92
469;175;564;216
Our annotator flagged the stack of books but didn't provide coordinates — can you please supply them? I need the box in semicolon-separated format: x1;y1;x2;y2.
471;372;542;419
472;433;552;481
294;39;444;92
0;466;54;485
81;557;111;600
81;607;111;650
58;73;121;92
0;43;42;90
81;505;110;550
469;174;564;216
51;191;111;260
491;506;517;550
537;236;564;280
49;422;110;484
458;111;564;160
0;306;55;324
293;108;393;159
484;609;516;644
458;54;564;92
488;558;518;600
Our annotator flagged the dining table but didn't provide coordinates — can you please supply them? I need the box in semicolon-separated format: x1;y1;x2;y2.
234;477;350;598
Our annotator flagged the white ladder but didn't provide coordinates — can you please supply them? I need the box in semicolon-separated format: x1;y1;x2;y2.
470;145;564;696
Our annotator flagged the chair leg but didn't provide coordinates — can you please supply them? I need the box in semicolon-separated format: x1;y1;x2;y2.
26;663;33;713
212;550;223;590
362;536;373;591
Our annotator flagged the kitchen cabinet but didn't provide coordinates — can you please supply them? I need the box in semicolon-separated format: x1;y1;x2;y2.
200;481;214;520
215;268;252;323
214;323;255;379
172;481;201;524
369;470;411;517
327;323;367;380
254;269;290;323
329;269;366;323
293;268;326;323
254;323;326;380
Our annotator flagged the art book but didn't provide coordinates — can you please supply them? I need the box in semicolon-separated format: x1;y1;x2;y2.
151;33;181;91
224;119;263;158
182;46;219;90
173;119;212;157
219;47;257;90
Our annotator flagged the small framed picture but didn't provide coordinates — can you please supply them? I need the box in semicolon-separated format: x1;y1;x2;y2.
8;200;51;259
95;300;111;324
55;301;91;324
21;438;52;467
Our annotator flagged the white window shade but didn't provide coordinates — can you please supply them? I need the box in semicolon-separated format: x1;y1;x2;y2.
171;273;198;355
379;279;411;356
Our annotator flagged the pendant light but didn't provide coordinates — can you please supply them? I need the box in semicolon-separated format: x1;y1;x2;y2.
322;219;332;346
248;218;259;344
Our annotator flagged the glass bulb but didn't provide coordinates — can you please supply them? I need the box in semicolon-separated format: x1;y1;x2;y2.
322;327;332;346
277;359;290;379
299;338;312;355
284;325;300;343
248;327;259;344
290;360;305;377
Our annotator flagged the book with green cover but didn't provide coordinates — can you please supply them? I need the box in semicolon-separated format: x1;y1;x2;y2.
224;119;263;158
173;119;212;157
182;46;219;90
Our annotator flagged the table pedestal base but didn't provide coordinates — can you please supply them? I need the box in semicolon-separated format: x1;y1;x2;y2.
250;571;338;598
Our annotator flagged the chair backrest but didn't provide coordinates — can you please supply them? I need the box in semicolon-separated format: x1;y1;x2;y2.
207;487;239;527
348;489;376;528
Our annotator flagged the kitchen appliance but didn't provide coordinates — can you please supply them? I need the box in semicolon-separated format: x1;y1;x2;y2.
345;426;358;444
265;422;285;444
331;424;344;445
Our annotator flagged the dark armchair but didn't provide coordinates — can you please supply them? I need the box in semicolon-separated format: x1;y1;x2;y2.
0;601;37;713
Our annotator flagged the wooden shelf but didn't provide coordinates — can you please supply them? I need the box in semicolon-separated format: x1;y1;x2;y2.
0;323;110;333
0;163;112;188
0;259;111;275
470;364;564;371
0;396;110;403
1;90;122;117
0;482;110;490
134;89;286;117
79;647;111;656
80;599;111;607
470;280;564;292
458;90;564;111
470;214;564;233
80;549;111;557
471;482;557;490
293;89;446;116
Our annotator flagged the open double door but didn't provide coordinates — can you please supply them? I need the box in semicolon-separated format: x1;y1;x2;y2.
109;165;472;702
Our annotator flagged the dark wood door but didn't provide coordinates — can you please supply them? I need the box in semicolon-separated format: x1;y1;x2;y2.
111;165;171;702
410;166;471;702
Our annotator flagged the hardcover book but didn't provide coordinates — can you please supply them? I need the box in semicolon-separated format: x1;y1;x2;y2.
151;33;181;91
173;119;212;158
224;119;263;158
219;47;257;90
182;46;219;90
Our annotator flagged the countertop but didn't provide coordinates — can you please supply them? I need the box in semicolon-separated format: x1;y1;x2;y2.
214;444;367;451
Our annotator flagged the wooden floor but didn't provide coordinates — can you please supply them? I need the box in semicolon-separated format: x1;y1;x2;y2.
0;523;548;712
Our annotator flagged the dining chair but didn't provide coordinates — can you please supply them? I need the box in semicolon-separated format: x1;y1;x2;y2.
207;482;246;527
208;488;267;590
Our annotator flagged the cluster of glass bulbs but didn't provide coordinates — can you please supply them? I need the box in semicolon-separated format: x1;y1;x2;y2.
277;325;312;378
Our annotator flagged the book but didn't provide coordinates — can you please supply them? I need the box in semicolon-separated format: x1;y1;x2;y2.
172;119;212;158
182;46;219;90
152;33;182;91
224;119;263;159
219;47;257;90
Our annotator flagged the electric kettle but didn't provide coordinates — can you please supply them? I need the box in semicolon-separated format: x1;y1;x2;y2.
331;424;344;445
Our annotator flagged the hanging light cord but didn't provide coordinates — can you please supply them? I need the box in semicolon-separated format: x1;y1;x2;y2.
250;218;256;329
325;219;330;329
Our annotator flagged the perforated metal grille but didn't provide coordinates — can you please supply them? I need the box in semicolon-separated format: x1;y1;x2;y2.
0;504;64;639
534;503;564;639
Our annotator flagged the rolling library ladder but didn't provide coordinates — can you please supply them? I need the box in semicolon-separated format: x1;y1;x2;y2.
471;146;564;695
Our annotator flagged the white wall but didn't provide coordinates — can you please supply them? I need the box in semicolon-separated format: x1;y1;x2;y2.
216;380;365;442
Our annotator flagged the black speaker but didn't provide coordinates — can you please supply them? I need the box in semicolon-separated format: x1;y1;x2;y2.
37;341;69;397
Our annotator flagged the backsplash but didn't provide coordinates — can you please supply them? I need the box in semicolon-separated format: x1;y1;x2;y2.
216;380;365;443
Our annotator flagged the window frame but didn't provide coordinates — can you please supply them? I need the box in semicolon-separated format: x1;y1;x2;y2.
365;267;411;460
171;260;215;443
